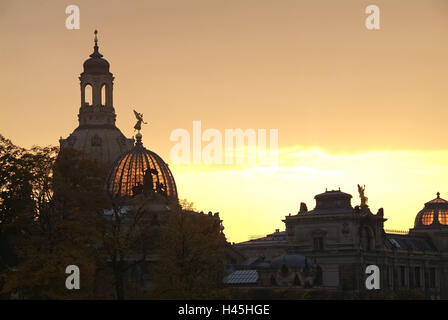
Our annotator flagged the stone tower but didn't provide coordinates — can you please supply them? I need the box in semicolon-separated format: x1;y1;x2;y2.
59;30;134;169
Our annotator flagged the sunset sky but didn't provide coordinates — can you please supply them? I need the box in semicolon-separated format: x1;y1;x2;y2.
1;0;448;242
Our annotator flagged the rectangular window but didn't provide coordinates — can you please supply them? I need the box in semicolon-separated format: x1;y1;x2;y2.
400;266;406;287
389;266;394;288
313;237;323;251
384;266;389;289
415;267;421;288
393;267;398;289
409;267;414;288
429;268;436;288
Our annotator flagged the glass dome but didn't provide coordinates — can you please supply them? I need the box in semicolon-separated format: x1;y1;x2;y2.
107;133;177;200
414;192;448;227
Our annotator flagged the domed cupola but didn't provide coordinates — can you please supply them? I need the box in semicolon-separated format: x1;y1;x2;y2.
59;30;134;169
304;189;353;214
414;192;448;228
82;30;111;75
106;132;178;201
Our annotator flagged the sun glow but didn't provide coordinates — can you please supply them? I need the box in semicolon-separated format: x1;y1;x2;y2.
171;147;448;242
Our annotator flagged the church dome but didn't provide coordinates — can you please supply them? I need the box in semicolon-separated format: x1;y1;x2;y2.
82;30;111;75
83;55;110;75
107;133;178;200
414;192;448;228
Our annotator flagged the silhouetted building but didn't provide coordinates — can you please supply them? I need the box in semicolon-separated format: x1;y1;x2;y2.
59;31;134;169
235;189;448;299
57;31;181;297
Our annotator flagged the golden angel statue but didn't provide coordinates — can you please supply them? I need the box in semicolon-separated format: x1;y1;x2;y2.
357;184;368;206
133;110;147;132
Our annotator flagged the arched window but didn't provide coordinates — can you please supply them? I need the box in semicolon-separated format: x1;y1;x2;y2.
421;210;434;225
101;84;107;106
438;210;448;225
84;84;93;106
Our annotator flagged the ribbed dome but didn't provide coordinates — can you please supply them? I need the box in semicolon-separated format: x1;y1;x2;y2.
414;192;448;228
107;133;177;200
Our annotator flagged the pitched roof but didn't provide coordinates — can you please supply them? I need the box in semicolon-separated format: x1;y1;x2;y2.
385;234;437;252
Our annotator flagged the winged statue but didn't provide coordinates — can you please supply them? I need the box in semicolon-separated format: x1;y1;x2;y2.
133;110;147;132
357;184;368;206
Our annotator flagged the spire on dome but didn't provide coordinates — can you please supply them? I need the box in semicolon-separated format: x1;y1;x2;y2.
82;29;110;75
135;132;143;147
90;29;103;58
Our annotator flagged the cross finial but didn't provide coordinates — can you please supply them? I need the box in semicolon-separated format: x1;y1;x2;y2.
437;192;440;198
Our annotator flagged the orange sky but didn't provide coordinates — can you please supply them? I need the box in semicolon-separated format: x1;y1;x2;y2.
1;0;448;242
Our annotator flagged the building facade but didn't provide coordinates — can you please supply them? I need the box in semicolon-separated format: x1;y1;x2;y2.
235;189;448;299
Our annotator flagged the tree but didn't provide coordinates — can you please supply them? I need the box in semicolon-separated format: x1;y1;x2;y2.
0;134;231;299
0;135;60;297
0;135;173;299
147;206;228;299
0;138;106;299
97;193;165;299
